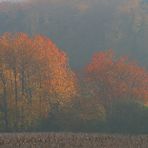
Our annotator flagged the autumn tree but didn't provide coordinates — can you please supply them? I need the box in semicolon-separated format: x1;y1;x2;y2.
0;32;77;130
86;50;148;109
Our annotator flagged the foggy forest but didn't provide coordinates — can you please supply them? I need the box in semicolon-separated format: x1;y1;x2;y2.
0;0;148;134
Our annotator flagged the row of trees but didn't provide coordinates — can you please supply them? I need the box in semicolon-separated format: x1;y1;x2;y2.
0;33;148;133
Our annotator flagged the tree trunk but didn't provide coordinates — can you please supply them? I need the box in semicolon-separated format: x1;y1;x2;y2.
3;84;9;131
14;69;18;131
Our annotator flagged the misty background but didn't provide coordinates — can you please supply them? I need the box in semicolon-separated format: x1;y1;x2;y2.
0;0;148;68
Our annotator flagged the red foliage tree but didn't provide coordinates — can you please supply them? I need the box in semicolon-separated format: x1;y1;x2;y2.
86;50;148;108
0;32;77;129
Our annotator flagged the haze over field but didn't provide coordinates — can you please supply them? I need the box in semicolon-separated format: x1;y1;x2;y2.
0;0;148;68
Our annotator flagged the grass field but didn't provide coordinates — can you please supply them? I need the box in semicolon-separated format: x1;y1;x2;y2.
0;133;147;148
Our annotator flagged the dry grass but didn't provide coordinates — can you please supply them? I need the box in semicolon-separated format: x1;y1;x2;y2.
0;133;147;148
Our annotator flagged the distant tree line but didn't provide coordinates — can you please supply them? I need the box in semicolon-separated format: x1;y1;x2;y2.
0;0;148;68
0;33;148;133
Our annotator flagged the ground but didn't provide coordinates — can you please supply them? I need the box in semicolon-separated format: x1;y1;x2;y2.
0;133;148;148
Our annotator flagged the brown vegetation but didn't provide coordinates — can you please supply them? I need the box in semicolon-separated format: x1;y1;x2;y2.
0;133;148;148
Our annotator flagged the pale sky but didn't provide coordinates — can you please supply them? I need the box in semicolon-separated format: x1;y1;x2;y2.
0;0;24;2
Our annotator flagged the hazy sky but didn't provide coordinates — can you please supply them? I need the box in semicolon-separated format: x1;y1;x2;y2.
0;0;23;1
0;0;148;68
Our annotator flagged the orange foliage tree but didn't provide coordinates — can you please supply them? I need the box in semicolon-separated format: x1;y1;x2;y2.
0;32;77;130
86;50;148;108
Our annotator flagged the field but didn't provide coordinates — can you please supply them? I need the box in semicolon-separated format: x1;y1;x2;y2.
0;133;147;148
